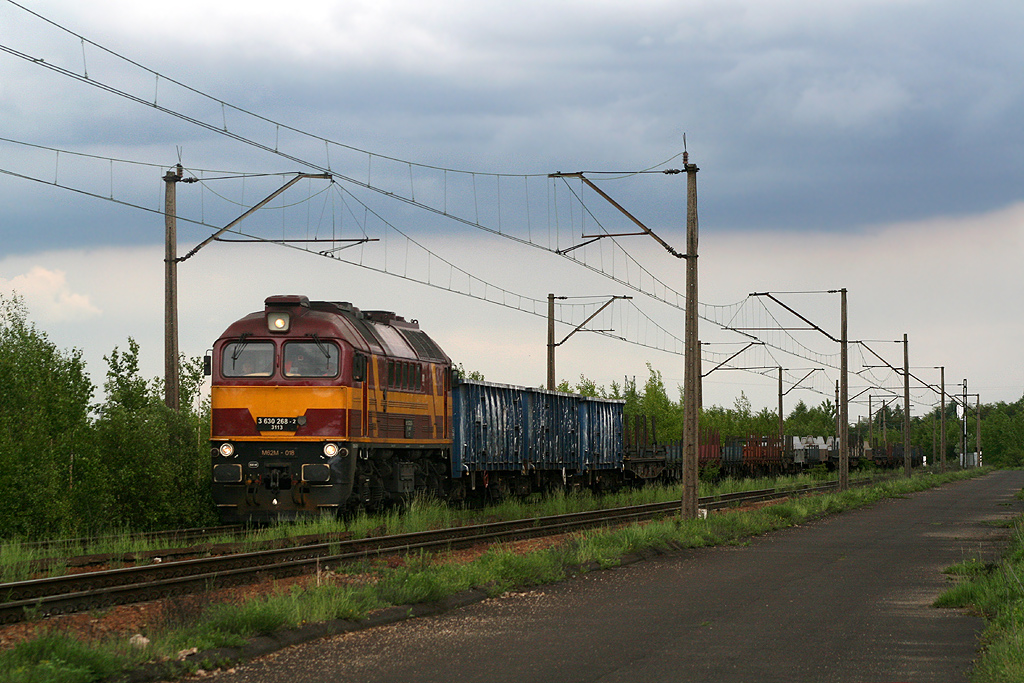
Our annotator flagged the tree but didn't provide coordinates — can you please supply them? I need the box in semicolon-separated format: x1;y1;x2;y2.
455;363;484;381
620;364;683;443
0;294;95;538
751;407;779;435
91;339;215;531
977;400;1024;467
698;393;779;439
734;392;752;419
554;374;606;397
784;400;834;437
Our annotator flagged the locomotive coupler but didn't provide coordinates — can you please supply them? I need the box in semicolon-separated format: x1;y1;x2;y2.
246;476;261;506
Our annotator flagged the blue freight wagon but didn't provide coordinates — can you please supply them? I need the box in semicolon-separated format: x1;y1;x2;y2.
450;379;624;493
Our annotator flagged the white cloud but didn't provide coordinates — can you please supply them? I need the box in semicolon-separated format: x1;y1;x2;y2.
703;201;1024;406
0;265;101;322
2;201;1022;412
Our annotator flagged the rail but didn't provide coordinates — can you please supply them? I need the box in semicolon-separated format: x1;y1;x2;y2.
0;480;850;624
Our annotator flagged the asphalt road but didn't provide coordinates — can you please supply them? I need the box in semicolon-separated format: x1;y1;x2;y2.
204;470;1024;683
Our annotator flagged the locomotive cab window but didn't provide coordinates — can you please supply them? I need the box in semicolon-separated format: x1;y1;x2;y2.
222;342;275;377
284;341;339;378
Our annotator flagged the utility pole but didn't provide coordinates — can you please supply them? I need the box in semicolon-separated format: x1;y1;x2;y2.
940;366;946;471
163;164;183;410
163;169;331;410
547;293;557;390
962;379;968;468
778;367;784;442
834;380;840;452
868;394;873;450
839;288;848;491
869;394;898;456
743;289;847;486
546;294;630;390
682;153;700;519
976;394;981;467
903;333;911;477
547;161;693;512
882;401;887;449
932;411;937;467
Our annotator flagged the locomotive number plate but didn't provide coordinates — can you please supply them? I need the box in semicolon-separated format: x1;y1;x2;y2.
257;417;299;431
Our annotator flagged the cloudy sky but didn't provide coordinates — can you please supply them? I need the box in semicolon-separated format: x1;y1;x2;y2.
1;0;1022;419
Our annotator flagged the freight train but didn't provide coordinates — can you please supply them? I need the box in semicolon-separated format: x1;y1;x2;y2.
659;432;922;477
207;295;917;524
207;295;643;523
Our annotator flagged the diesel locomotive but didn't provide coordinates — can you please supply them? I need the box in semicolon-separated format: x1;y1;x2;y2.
208;295;628;523
208;295;456;522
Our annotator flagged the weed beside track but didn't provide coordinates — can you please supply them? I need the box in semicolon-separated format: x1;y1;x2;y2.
934;486;1024;683
0;468;988;682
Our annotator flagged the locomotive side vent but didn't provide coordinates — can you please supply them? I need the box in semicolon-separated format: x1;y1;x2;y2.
401;329;446;361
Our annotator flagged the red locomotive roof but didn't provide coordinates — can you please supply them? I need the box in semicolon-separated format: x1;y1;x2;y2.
215;295;450;364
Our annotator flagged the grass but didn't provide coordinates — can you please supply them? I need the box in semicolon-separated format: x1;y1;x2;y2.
0;467;991;682
0;633;124;683
0;540;45;584
0;469;878;584
935;511;1024;682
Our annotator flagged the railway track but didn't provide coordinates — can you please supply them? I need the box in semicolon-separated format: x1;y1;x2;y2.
0;481;842;624
16;525;246;553
14;527;336;576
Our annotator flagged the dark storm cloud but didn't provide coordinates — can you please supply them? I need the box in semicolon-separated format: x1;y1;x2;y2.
3;0;1023;252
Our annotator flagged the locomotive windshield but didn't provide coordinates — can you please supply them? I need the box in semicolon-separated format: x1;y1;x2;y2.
284;341;339;378
222;341;275;377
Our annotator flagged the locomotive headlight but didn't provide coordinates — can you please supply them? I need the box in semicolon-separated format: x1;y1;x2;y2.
218;442;235;457
267;312;290;333
323;442;339;458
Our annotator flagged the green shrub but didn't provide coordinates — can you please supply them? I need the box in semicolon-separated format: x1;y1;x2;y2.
89;340;216;531
0;633;123;683
0;295;95;538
